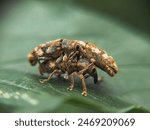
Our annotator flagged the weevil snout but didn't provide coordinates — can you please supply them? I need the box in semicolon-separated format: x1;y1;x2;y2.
103;55;118;76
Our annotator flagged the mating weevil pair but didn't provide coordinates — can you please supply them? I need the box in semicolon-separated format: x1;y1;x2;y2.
28;39;118;96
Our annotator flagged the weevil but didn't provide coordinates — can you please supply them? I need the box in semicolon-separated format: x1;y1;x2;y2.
28;39;118;96
28;39;118;76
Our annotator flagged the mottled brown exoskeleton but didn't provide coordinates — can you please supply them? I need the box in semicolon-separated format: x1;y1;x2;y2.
28;39;118;96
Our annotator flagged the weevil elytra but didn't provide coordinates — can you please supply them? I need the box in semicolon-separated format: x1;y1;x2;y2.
28;39;118;96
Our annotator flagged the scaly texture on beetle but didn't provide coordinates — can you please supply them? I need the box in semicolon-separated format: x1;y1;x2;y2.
28;39;118;96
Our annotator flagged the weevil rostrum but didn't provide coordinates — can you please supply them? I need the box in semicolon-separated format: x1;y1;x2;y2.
28;39;118;96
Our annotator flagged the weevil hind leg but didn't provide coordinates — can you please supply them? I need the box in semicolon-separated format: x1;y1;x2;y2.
67;72;76;91
40;69;61;83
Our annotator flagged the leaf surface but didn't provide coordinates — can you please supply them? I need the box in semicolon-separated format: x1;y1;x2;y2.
0;0;150;112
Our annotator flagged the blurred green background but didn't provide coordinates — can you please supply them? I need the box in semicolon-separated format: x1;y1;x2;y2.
0;0;150;112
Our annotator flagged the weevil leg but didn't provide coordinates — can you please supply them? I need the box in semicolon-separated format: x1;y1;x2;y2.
38;61;47;76
55;54;63;70
38;65;44;76
84;71;103;83
40;69;61;83
64;73;69;80
78;62;94;75
89;66;103;84
75;45;86;55
78;67;93;96
67;72;76;91
84;73;90;79
55;54;63;63
91;68;99;84
68;63;102;96
92;71;103;83
68;61;95;96
62;54;69;79
76;63;98;96
78;74;87;96
67;45;85;63
68;51;79;61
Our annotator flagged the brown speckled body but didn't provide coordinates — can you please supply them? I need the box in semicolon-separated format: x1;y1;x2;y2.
28;39;118;96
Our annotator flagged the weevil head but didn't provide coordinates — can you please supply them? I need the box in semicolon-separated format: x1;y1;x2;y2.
27;44;47;66
27;51;38;66
96;53;118;76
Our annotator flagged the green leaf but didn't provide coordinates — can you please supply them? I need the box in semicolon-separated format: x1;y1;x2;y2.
0;0;150;112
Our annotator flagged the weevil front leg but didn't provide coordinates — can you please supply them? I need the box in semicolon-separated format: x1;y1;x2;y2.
67;62;90;94
84;71;103;84
84;73;90;79
89;67;103;84
78;74;87;96
40;69;61;83
77;66;92;96
77;63;97;96
68;71;88;96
